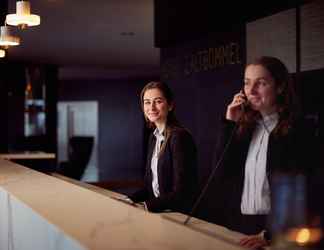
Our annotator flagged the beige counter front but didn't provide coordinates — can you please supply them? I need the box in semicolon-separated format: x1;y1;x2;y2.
0;160;244;250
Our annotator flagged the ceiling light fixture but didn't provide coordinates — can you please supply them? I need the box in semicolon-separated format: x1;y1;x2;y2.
0;25;20;47
6;1;41;29
0;49;5;58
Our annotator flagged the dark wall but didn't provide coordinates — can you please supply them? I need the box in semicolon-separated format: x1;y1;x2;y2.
0;63;58;154
45;66;59;153
0;63;27;152
160;28;246;184
154;0;300;47
6;65;26;151
0;63;14;152
58;78;154;181
0;0;7;24
297;69;324;141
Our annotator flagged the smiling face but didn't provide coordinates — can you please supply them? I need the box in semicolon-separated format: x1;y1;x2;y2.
244;64;280;116
142;88;173;127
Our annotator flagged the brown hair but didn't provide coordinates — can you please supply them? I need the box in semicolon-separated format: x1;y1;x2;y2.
140;81;181;155
237;56;298;137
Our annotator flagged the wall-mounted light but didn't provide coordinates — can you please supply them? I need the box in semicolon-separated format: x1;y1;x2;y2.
6;1;41;29
0;26;20;47
0;49;6;58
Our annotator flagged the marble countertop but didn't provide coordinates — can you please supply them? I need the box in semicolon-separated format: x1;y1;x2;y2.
0;152;56;160
0;160;245;250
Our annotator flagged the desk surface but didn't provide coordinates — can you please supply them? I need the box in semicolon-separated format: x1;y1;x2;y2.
0;160;245;250
0;152;56;160
52;173;246;244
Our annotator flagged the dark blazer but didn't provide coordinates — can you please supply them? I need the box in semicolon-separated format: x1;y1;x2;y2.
210;117;320;234
129;126;198;213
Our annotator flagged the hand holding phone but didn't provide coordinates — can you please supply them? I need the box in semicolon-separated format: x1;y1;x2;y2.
240;89;249;110
226;89;247;122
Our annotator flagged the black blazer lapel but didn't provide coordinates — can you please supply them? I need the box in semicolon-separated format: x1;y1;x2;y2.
147;135;155;167
156;144;168;193
145;135;156;191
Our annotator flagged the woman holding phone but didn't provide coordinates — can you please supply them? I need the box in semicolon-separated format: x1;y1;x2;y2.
128;81;198;213
213;56;319;249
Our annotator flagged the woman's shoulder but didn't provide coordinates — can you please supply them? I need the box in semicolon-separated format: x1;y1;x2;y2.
169;126;196;145
167;126;197;154
170;126;192;137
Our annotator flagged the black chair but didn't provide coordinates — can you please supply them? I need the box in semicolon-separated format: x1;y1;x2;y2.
58;136;94;180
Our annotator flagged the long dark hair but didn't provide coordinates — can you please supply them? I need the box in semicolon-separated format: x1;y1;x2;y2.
237;56;298;137
140;81;181;154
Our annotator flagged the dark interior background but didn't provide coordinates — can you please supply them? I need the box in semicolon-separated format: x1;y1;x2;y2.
58;77;153;181
0;0;323;223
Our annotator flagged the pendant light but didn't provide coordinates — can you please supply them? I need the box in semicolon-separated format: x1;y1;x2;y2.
6;1;41;29
0;25;20;47
0;49;5;58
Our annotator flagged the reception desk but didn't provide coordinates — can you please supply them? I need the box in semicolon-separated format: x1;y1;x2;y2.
0;152;56;160
0;152;56;173
0;160;245;250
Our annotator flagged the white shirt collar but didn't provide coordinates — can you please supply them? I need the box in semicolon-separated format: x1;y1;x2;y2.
153;127;165;140
257;112;279;133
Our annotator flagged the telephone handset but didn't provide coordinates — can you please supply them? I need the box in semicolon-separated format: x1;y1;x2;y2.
241;88;249;111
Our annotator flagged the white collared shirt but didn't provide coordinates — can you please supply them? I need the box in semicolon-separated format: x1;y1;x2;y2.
241;112;279;214
151;127;165;197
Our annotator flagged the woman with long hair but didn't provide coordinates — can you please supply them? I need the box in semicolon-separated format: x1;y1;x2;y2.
214;56;319;249
128;81;198;213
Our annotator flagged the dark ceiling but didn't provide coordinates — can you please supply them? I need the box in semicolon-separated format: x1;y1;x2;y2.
1;1;310;79
2;0;160;79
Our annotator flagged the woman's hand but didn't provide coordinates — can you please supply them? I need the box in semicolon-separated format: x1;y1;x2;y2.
239;233;269;249
226;90;247;122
